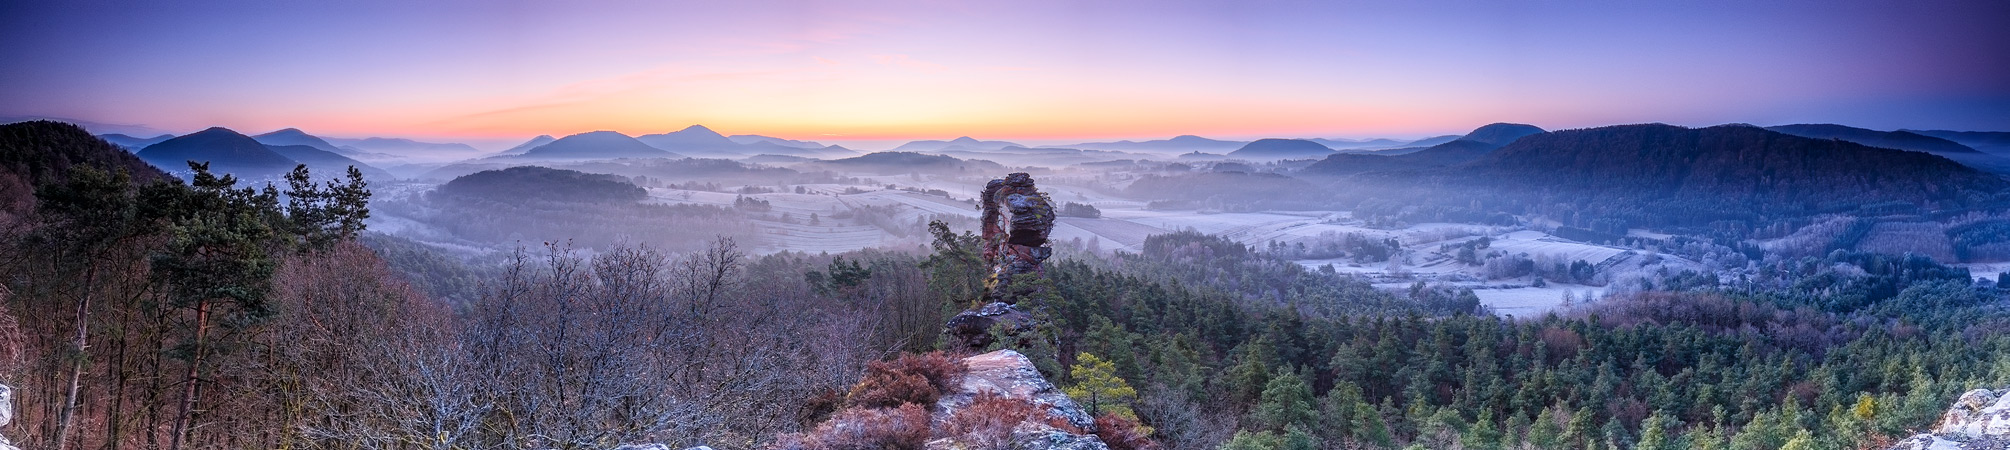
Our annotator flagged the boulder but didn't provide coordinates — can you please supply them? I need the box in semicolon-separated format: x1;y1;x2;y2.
943;302;1037;351
927;350;1108;450
0;383;14;450
936;350;1097;433
1888;388;2010;450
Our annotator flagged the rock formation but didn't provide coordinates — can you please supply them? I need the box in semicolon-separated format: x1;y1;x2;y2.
0;384;16;450
943;301;1038;350
927;350;1108;450
947;173;1059;352
1888;388;2010;450
980;172;1055;303
776;350;1113;450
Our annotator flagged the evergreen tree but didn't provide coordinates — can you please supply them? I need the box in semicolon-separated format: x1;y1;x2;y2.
1635;412;1671;450
1065;352;1139;420
1528;407;1563;449
1251;367;1317;431
1353;400;1394;449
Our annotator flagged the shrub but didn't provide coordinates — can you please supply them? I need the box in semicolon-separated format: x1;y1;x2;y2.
846;352;966;408
780;403;932;450
1094;413;1162;450
943;393;1084;450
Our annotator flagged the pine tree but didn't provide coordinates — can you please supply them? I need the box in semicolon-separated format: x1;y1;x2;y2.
1462;409;1503;450
1528;407;1563;449
1064;352;1139;420
1778;429;1816;450
1252;367;1317;431
1353;401;1394;449
149;162;283;450
1635;412;1671;450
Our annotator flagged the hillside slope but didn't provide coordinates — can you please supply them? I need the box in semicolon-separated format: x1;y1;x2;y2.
1467;123;2007;214
136;127;300;179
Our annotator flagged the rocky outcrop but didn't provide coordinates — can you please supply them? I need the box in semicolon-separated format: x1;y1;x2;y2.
929;350;1107;450
1888;388;2010;450
777;350;1112;450
980;173;1055;303
0;383;17;450
943;302;1038;350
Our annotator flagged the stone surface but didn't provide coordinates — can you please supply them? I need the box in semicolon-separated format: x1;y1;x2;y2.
0;383;14;450
1888;388;2010;450
943;302;1037;350
936;350;1097;432
979;173;1055;303
928;350;1109;450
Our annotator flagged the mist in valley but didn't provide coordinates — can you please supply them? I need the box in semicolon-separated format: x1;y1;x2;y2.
6;1;2010;449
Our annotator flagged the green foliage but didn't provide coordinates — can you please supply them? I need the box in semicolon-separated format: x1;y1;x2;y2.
1065;352;1139;421
1250;368;1316;432
906;214;2010;450
283;164;371;251
920;220;986;306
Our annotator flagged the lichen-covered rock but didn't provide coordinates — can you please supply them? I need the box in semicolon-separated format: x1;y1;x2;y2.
0;384;17;450
979;173;1055;303
936;350;1097;433
926;421;1108;450
944;302;1037;350
1888;388;2010;450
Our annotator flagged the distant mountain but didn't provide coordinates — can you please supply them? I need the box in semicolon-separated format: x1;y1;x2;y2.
1058;135;1246;154
636;125;736;152
322;136;484;160
728;134;825;149
1226;139;1334;160
499;135;556;156
1766;124;1979;154
137;127;300;179
0;121;173;215
811;151;1004;174
636;125;849;158
1466;123;2006;213
98;133;173;151
1454;123;1545;146
0;116;173;137
514;131;683;160
742;154;817;164
265;144;394;181
892;136;1023;153
1765;124;2010;174
255;128;351;155
435;166;645;204
1404;134;1462;148
1906;130;2010;154
1300;123;1546;176
1308;137;1411;150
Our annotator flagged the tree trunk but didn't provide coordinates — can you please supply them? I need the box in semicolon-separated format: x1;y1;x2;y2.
168;298;211;450
54;265;96;450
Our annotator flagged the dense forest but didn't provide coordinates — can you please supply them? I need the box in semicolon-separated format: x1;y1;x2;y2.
1;121;2007;450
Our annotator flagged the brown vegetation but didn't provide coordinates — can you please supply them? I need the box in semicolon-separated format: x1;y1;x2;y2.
845;351;965;408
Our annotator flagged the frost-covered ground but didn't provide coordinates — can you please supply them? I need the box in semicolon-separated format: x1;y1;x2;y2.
1957;262;2010;282
374;174;1665;317
1468;284;1610;318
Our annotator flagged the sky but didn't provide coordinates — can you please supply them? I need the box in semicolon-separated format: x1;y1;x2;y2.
2;0;2005;150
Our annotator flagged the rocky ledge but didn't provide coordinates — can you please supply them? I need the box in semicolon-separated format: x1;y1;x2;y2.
1889;388;2010;450
929;350;1105;450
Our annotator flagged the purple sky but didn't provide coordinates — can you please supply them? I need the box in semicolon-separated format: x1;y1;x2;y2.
2;0;2005;148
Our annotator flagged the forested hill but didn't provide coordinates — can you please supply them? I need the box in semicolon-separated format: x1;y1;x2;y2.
434;165;646;203
136;127;300;178
1463;123;2008;213
0;120;172;215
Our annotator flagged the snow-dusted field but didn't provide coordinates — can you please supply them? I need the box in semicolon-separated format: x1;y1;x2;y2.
1956;262;2010;282
1484;230;1630;265
1469;284;1608;317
